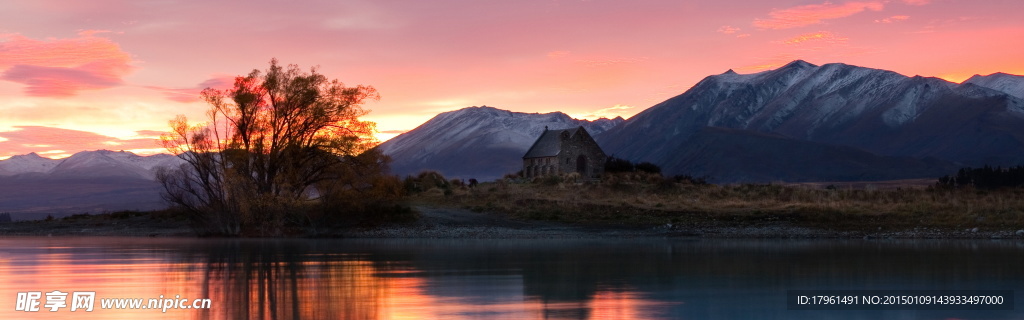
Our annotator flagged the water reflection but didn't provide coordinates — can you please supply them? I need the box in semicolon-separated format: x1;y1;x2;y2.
1;238;1023;319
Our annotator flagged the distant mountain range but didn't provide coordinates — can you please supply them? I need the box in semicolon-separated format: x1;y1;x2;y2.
0;150;183;179
599;60;1024;182
4;60;1023;217
381;61;1024;183
377;106;623;180
0;150;183;219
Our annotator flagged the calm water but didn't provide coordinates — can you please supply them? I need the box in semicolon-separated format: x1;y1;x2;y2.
1;237;1023;319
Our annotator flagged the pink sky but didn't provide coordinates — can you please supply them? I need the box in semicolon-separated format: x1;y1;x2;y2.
1;0;1022;159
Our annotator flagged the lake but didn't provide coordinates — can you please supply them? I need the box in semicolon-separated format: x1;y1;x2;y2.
1;237;1022;319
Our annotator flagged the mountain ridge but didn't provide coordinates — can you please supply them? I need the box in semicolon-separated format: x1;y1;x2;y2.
597;60;1024;182
377;106;624;180
4;60;1024;214
0;150;184;180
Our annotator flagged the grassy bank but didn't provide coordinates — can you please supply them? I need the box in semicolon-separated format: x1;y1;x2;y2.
411;173;1024;233
0;209;194;236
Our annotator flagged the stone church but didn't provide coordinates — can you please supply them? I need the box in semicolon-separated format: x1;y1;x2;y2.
522;126;606;180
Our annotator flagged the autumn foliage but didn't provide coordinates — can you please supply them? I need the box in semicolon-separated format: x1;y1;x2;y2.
158;59;404;236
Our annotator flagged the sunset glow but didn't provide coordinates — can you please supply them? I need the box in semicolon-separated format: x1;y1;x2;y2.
1;0;1022;158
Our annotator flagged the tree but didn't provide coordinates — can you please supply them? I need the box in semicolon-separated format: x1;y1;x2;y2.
158;59;394;236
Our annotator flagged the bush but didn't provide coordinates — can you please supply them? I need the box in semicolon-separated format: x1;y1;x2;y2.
605;156;663;175
938;165;1024;189
635;162;661;174
605;156;635;173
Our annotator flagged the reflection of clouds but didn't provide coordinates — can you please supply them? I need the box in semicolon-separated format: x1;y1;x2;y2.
590;290;680;320
7;238;1024;319
179;239;693;319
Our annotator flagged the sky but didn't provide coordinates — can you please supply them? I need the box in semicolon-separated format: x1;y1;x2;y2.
0;0;1022;159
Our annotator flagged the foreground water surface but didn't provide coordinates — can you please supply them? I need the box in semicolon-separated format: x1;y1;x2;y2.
1;237;1022;319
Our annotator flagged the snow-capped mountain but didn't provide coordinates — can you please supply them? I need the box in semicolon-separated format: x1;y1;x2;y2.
0;152;60;176
964;72;1024;100
0;150;184;180
377;106;623;180
0;150;185;217
598;60;1024;182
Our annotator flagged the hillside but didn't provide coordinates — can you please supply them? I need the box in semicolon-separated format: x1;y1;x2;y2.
598;60;1024;182
377;106;623;180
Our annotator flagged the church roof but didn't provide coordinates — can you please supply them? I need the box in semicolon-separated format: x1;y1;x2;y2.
522;127;582;159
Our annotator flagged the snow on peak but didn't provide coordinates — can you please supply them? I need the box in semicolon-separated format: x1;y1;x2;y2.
0;152;60;175
0;150;183;179
964;72;1024;100
377;105;623;159
782;60;818;70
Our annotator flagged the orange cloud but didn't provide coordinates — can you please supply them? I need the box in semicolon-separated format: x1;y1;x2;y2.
902;0;930;5
575;57;648;67
0;126;161;158
0;31;134;97
783;31;849;45
875;15;910;23
547;50;571;59
146;76;236;103
717;25;741;34
754;1;885;29
572;104;636;120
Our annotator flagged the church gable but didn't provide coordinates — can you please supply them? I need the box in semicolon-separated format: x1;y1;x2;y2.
522;126;606;180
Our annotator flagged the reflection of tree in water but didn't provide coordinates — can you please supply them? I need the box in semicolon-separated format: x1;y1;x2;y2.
332;239;1024;320
164;239;1024;320
180;240;390;320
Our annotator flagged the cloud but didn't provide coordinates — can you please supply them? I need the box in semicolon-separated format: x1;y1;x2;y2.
547;50;571;59
0;126;162;158
783;31;850;45
753;1;885;29
901;0;930;5
146;76;236;103
134;130;168;138
718;26;751;38
575;57;648;67
717;25;741;34
573;104;635;120
0;31;134;97
323;14;400;30
875;15;910;23
1;65;121;97
737;54;802;72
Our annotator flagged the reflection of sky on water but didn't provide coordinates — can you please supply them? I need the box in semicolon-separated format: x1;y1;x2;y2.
1;238;1022;319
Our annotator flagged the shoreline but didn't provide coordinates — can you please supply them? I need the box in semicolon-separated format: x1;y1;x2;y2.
2;206;1023;240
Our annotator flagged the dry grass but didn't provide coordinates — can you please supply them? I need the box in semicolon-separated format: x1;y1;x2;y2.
411;173;1024;232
